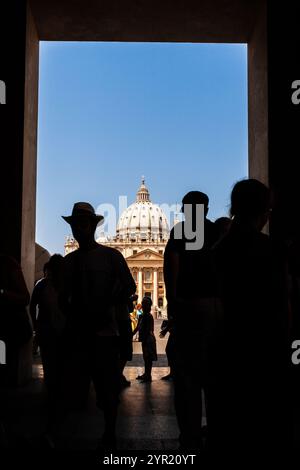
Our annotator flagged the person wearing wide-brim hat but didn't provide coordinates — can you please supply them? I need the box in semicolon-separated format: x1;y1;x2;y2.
49;201;136;450
62;202;104;225
62;202;104;249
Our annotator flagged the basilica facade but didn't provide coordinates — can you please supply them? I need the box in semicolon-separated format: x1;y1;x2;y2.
64;178;170;314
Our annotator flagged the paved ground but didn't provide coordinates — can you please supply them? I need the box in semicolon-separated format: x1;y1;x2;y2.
2;320;298;453
0;365;178;451
0;321;194;451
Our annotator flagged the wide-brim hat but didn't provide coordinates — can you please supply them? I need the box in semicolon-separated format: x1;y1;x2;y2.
62;202;104;225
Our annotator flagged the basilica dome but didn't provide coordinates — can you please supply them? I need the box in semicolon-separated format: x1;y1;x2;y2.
116;178;169;242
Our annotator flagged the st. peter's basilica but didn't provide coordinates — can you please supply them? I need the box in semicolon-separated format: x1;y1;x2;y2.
64;178;170;315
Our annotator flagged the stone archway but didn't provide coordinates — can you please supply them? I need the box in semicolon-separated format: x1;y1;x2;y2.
1;0;268;382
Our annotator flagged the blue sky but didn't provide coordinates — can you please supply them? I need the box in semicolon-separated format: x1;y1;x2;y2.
36;42;248;254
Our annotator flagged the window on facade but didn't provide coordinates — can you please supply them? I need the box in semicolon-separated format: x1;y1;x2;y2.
132;272;137;281
158;271;163;282
133;250;137;255
158;297;163;307
145;270;152;282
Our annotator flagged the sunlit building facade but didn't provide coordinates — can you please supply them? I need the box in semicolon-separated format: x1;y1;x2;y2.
64;178;170;313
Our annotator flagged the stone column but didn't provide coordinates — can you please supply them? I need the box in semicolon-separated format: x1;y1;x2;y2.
0;2;39;385
153;269;158;308
1;3;39;293
138;270;143;303
267;3;300;242
248;1;268;186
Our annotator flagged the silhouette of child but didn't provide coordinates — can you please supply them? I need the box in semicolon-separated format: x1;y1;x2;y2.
133;296;157;382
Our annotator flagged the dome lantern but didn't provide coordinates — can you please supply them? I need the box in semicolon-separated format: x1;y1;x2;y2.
136;176;150;202
116;177;169;242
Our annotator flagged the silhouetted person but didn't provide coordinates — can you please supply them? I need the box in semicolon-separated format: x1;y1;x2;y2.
164;191;221;450
0;255;31;448
287;233;300;450
31;263;49;357
56;202;136;450
118;294;138;388
133;296;157;383
213;179;289;454
288;237;300;338
30;254;65;396
159;318;175;380
0;254;31;386
214;216;232;241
